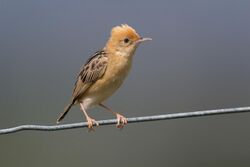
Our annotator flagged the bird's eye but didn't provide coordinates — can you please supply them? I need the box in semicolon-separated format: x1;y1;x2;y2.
124;38;130;43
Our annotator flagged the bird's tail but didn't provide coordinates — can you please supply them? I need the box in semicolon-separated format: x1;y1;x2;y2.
56;102;74;124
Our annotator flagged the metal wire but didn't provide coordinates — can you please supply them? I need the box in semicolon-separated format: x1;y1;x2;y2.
0;106;250;135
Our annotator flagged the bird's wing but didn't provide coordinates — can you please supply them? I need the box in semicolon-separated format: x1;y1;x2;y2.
71;50;108;102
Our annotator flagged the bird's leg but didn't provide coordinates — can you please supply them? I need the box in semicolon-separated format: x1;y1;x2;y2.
99;103;127;129
80;103;99;131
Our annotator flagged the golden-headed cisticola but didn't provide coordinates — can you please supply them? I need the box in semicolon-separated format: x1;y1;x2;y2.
57;24;151;130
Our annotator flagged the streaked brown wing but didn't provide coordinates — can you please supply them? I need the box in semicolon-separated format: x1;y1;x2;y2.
71;50;108;102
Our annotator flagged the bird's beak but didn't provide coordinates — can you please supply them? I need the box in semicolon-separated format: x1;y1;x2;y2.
137;37;152;43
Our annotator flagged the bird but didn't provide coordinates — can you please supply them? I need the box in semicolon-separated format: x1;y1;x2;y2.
56;24;151;130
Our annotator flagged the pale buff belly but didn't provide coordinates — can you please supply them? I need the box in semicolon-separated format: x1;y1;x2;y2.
80;58;132;109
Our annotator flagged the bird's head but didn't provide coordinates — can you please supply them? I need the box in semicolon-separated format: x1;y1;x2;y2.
106;24;151;57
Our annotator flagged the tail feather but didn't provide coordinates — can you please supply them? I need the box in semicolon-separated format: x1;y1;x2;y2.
56;102;74;124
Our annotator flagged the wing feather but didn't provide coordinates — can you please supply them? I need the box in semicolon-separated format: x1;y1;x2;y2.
72;50;108;102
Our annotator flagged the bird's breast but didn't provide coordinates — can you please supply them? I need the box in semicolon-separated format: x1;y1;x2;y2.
84;55;132;104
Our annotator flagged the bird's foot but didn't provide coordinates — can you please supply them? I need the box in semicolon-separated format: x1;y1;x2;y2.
86;116;99;132
116;113;128;129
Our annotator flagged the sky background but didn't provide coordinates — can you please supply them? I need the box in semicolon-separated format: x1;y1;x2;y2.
0;0;250;166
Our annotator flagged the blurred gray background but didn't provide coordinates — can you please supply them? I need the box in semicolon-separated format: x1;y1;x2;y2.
0;0;250;166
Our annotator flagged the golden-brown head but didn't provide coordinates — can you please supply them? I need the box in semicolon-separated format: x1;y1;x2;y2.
106;24;151;57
